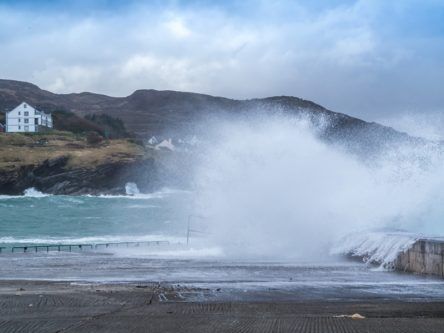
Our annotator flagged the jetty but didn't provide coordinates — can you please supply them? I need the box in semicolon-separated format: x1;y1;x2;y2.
0;240;170;254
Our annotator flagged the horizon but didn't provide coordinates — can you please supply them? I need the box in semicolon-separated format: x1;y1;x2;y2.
1;0;443;127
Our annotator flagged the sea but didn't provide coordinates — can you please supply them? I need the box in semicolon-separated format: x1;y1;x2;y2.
1;188;444;302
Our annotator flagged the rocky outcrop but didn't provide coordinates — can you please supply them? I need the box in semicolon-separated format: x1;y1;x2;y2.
0;155;164;195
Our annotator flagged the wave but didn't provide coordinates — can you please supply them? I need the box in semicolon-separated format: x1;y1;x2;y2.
90;187;191;200
0;187;190;200
125;182;140;195
0;187;50;200
330;231;418;267
24;187;49;197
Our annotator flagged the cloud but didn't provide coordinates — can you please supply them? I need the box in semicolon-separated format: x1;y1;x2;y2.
0;0;443;120
165;17;192;38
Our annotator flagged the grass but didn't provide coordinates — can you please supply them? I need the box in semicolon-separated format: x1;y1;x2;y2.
0;132;146;170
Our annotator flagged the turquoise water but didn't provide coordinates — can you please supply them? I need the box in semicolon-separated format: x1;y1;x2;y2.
0;189;192;246
1;189;444;302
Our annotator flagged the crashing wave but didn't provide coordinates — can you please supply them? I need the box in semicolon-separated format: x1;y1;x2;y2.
0;188;49;199
125;182;140;196
23;188;49;197
331;231;418;267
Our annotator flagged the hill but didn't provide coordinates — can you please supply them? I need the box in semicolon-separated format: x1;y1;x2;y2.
0;79;418;156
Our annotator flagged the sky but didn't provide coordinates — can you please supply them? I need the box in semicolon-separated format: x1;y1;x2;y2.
0;0;443;123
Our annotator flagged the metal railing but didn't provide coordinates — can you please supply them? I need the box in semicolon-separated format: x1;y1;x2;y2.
4;240;170;254
186;214;209;245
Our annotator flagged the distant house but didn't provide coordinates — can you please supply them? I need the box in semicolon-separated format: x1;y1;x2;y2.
5;102;53;133
155;138;175;151
147;136;158;145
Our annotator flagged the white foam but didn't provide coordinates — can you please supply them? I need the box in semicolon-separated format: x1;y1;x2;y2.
0;187;189;200
24;187;49;197
0;195;18;200
92;187;191;200
331;231;418;267
125;182;140;196
0;188;50;199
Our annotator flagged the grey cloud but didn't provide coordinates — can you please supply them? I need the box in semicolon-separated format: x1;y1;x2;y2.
0;0;442;121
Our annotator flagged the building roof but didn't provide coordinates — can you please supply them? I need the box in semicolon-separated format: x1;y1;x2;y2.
6;101;51;116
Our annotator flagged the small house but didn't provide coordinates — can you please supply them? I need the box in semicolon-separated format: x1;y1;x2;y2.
147;136;158;145
155;138;175;151
5;102;53;133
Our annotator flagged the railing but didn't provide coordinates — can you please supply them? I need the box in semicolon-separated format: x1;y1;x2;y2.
3;240;170;254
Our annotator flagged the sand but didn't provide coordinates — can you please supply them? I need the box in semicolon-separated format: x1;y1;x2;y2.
0;280;443;332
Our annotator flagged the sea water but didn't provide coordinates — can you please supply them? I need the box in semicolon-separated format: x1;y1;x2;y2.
0;188;191;246
1;189;444;301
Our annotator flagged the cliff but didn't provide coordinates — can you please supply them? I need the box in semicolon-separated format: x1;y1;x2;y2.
0;132;182;195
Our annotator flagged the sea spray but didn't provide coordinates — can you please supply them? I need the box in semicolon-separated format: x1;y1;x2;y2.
23;188;49;197
330;231;418;267
192;115;444;260
125;182;140;196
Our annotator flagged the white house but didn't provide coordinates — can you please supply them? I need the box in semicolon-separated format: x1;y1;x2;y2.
155;138;175;151
147;136;158;145
5;102;53;133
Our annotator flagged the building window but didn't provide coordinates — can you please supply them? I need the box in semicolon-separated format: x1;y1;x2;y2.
18;112;21;115
35;118;39;125
24;126;29;131
24;111;29;116
18;126;21;130
24;104;27;108
24;119;29;124
19;118;21;122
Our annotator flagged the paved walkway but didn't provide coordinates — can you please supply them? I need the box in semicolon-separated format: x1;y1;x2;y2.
0;281;443;332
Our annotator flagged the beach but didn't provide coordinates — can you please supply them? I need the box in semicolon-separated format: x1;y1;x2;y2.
1;280;443;332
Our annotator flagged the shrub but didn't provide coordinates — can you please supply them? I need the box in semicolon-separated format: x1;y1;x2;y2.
86;131;103;145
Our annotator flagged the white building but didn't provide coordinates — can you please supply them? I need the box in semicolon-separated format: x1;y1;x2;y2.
147;136;158;145
155;138;175;151
5;102;53;133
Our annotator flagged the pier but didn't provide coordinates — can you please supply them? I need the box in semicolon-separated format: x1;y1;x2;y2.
2;240;170;254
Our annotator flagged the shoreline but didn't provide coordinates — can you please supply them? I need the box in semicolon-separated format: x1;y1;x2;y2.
1;280;444;332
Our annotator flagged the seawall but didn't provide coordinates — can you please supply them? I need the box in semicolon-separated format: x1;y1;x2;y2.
394;239;444;278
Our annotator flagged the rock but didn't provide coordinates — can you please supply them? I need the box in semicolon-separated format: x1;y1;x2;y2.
0;156;165;195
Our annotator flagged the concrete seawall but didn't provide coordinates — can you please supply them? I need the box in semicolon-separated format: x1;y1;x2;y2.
394;239;444;278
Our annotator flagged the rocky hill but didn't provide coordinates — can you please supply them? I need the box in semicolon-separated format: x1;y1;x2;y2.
0;79;418;156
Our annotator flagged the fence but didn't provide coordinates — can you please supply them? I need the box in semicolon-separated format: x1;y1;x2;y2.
3;240;170;254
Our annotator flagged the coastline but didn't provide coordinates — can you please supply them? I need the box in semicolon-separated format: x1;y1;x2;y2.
1;280;444;332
